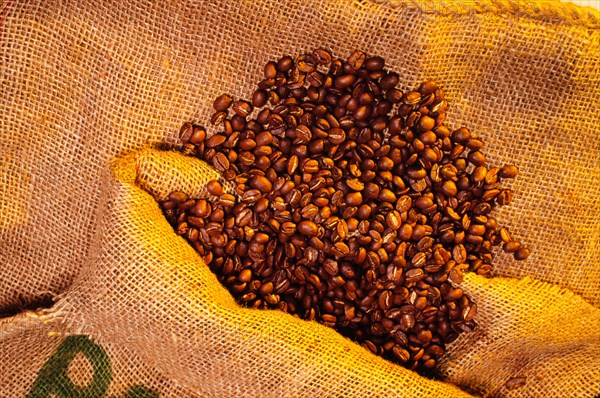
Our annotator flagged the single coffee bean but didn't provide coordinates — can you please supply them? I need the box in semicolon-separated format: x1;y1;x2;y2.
206;134;226;148
385;211;402;230
232;100;253;117
393;346;411;362
207;180;223;196
496;189;513;206
219;193;236;208
168;191;188;203
312;48;332;65
345;192;363;206
405;268;425;283
250;175;273;193
298;220;318;236
514;247;530;261
328;127;346;145
462;303;477;322
444;287;463;301
472;166;487;183
212;152;230;172
467;151;486;166
264;61;277;79
252;89;268;108
379;188;397;203
499;227;511;243
418;116;435;132
238;269;252;283
332;242;350;257
417;329;433;344
179;122;194;143
364;56;384;71
277;56;293;72
213;94;233;112
503;240;521;253
452;127;471;143
347;50;366;69
499;165;519;178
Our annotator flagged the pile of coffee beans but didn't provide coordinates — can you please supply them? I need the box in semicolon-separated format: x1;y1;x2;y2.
161;49;529;371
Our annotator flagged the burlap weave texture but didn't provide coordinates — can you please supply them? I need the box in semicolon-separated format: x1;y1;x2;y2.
1;0;599;396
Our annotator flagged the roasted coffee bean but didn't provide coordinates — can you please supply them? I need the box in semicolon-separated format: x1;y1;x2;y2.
503;240;521;253
232;100;253;117
345;192;363;206
213;94;233;112
393;346;411;363
241;189;262;204
276;56;293;72
219;193;236;208
364;56;384;71
499;165;519;178
328;127;346;145
385;211;402;230
312;48;332;65
250;175;273;193
337;220;349;240
298;220;318;236
207;180;223;196
514;247;530;261
163;49;529;373
496;189;513;206
238;269;252;283
347;50;366;69
206;133;226;148
462;303;477;322
252;89;268;108
472;166;487;183
499;227;511;243
168;191;188;203
333;242;350;257
212;152;229;172
406;268;425;283
179;122;194;143
467;151;486;166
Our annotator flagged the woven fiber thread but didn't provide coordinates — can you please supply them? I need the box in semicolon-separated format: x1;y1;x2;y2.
1;0;599;396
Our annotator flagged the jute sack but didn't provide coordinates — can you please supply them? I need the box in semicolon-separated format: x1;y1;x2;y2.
1;0;599;396
1;0;600;312
2;149;596;397
0;310;196;397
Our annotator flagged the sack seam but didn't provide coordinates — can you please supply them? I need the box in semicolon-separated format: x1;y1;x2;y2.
364;0;600;29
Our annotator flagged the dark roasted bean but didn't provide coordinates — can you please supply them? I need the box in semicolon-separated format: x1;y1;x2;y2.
207;180;223;196
347;50;366;69
213;94;233;112
298;220;318;236
179;122;194;143
503;240;521;253
499;165;519;178
252;89;268;108
514;247;530;261
250;175;273;193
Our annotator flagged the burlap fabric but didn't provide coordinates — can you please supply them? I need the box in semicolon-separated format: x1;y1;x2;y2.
1;0;599;396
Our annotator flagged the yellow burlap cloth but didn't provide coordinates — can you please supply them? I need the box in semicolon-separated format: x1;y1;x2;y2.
1;0;599;396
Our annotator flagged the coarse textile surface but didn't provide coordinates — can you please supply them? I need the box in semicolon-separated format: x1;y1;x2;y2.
1;0;599;396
